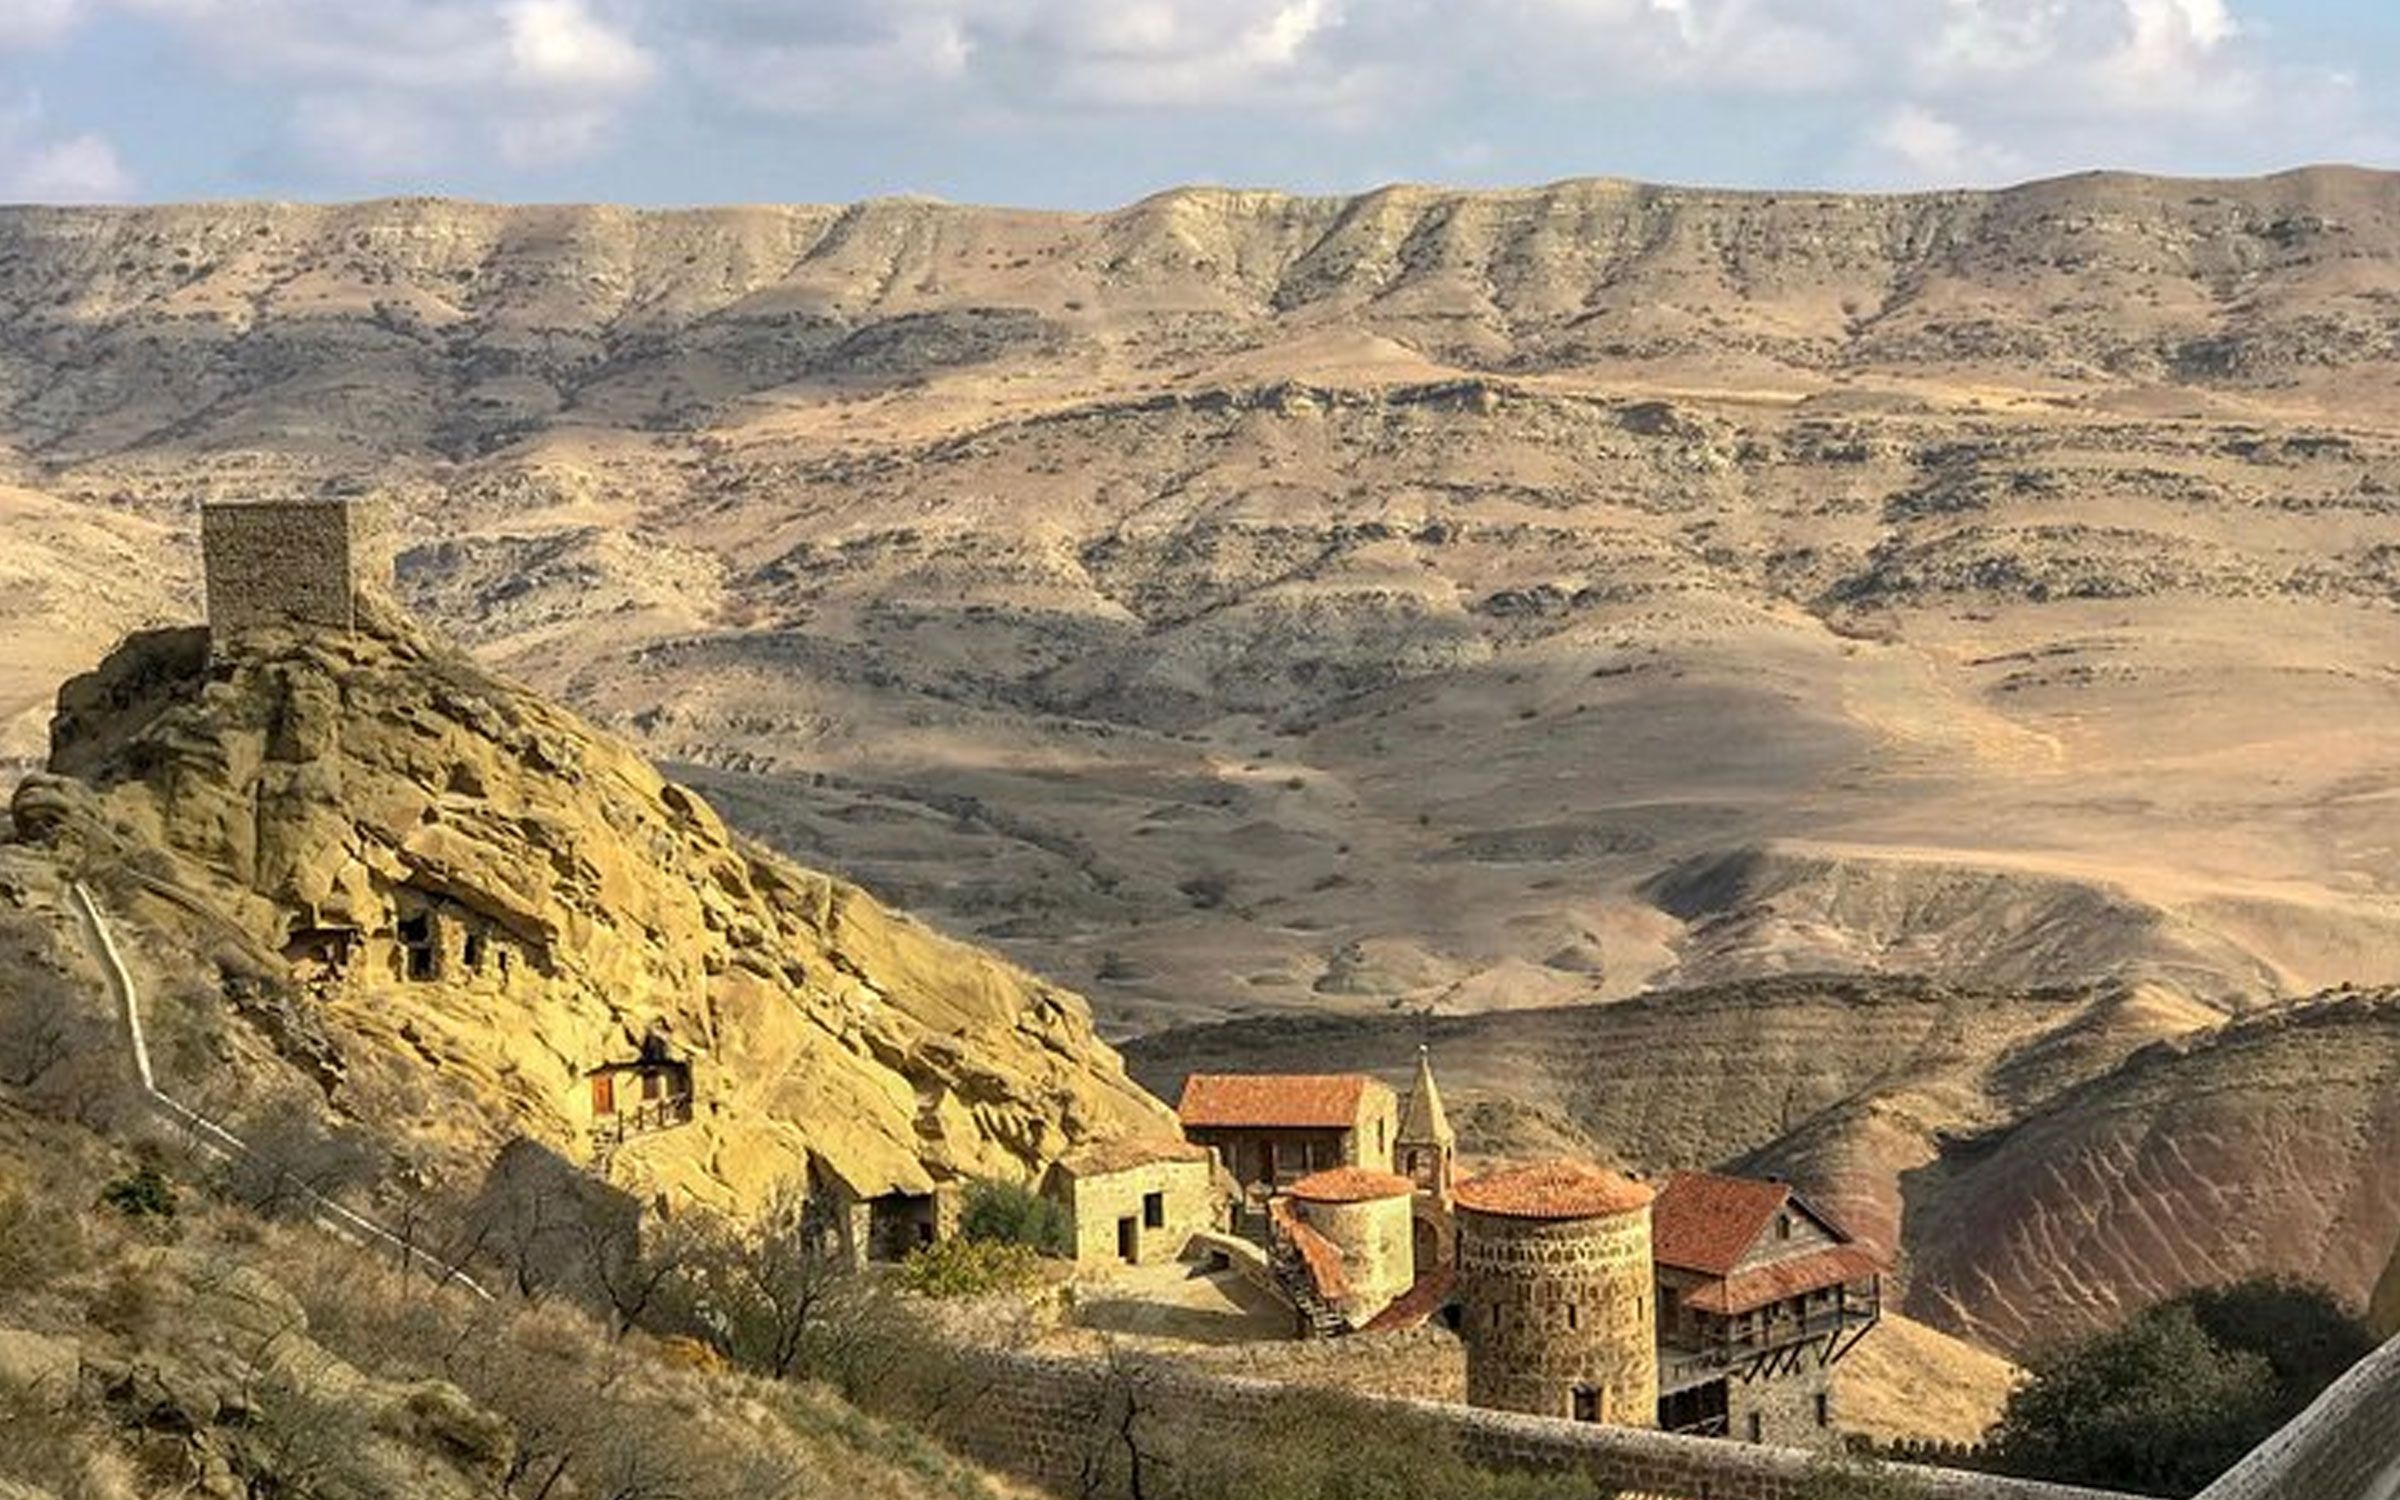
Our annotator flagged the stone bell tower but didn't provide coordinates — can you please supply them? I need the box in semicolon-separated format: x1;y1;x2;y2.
1397;1044;1457;1267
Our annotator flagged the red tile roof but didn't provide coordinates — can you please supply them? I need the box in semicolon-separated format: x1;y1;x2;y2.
1652;1172;1800;1275
1361;1267;1459;1334
1178;1073;1376;1130
1289;1166;1415;1203
1270;1196;1352;1302
1454;1160;1654;1220
1681;1245;1883;1317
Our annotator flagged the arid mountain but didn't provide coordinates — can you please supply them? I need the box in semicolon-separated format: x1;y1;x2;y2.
6;171;2400;1038
6;593;1173;1218
7;171;2400;1363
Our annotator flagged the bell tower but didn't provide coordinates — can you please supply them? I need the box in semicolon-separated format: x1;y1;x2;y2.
1397;1045;1455;1199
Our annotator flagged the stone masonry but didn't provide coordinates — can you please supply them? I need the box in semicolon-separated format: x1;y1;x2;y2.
201;498;391;640
1458;1204;1658;1425
912;1345;2134;1500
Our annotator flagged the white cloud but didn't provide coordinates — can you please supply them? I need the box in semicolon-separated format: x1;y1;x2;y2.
0;0;84;48
0;99;133;201
106;0;657;180
1863;101;2025;186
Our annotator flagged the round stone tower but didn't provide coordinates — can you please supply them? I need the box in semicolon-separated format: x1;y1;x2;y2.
1288;1166;1417;1318
1453;1160;1657;1427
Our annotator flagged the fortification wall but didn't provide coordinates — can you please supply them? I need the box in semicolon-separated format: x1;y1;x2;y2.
912;1347;2129;1500
2194;1331;2400;1500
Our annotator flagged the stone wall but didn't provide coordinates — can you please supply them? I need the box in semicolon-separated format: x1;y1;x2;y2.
1062;1158;1214;1268
910;1346;2130;1500
1294;1191;1414;1318
1727;1354;1836;1451
2193;1330;2400;1500
1458;1205;1656;1425
201;499;389;638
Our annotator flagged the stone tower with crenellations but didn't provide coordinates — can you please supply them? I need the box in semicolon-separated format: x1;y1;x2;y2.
201;497;392;644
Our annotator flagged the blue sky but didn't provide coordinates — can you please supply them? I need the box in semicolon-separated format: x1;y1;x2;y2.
0;0;2394;206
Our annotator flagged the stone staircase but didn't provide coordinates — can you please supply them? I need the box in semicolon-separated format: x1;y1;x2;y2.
1268;1235;1352;1339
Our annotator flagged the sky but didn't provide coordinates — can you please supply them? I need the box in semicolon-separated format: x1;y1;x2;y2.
0;0;2394;207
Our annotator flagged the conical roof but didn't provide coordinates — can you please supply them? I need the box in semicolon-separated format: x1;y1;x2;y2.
1397;1045;1454;1147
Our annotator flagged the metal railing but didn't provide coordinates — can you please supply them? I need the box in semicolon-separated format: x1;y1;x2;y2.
590;1092;694;1146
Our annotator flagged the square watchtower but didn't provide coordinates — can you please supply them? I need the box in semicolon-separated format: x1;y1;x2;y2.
201;499;392;641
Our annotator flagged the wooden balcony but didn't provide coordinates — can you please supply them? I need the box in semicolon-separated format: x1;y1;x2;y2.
1658;1289;1881;1394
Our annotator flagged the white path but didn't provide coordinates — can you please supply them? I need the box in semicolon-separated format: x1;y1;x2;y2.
67;880;492;1300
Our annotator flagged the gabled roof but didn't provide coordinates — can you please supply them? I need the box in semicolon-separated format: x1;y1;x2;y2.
1177;1073;1377;1130
1682;1246;1883;1317
1652;1171;1849;1276
1397;1046;1454;1147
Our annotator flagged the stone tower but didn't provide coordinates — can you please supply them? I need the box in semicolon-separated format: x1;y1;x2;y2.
1396;1045;1454;1197
201;498;392;642
1287;1166;1417;1321
1397;1045;1457;1268
1454;1159;1658;1428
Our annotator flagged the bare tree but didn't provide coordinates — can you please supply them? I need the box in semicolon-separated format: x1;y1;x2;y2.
683;1184;854;1379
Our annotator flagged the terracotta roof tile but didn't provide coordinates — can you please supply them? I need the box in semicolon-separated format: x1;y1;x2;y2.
1289;1166;1415;1203
1652;1172;1799;1275
1682;1245;1883;1317
1178;1073;1376;1130
1454;1160;1653;1220
1270;1196;1352;1302
1361;1267;1459;1334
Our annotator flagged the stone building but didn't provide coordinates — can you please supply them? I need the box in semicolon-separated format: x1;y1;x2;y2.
201;497;392;642
582;1032;697;1151
1454;1159;1659;1428
1046;1138;1217;1269
1281;1166;1418;1325
1650;1172;1883;1448
1176;1073;1399;1194
1394;1046;1456;1269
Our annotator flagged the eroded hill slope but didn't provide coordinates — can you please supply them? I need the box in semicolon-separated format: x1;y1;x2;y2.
5;593;1174;1217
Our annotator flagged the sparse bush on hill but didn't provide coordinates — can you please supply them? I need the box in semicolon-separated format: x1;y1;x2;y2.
959;1177;1070;1254
897;1237;1045;1299
1987;1275;2374;1497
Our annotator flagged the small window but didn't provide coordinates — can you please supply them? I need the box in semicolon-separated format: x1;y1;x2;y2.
462;931;486;971
1747;1413;1763;1444
1816;1392;1832;1428
1776;1213;1793;1240
398;910;439;981
1572;1388;1600;1423
1566;1303;1579;1330
1143;1191;1165;1229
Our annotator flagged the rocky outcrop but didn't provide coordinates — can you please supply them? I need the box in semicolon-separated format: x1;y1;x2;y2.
8;596;1175;1213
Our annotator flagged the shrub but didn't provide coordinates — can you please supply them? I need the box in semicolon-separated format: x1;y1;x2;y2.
99;1163;178;1221
895;1238;1044;1299
1795;1453;1932;1500
1985;1276;2374;1497
958;1179;1070;1255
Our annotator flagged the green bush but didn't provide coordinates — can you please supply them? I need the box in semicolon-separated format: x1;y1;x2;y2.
1987;1275;2374;1497
99;1163;177;1221
895;1238;1044;1299
958;1179;1070;1255
1795;1453;1931;1500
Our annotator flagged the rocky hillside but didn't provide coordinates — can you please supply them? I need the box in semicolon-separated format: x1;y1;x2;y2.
6;172;2400;1034
5;590;1174;1217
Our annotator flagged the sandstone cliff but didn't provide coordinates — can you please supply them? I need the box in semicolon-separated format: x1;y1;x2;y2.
7;595;1176;1214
